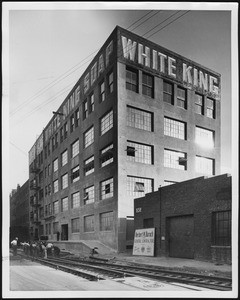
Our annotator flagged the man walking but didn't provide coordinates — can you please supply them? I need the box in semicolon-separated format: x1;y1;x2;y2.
11;237;18;256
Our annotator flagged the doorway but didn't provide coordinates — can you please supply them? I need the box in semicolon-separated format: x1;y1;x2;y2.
61;224;68;241
168;215;194;259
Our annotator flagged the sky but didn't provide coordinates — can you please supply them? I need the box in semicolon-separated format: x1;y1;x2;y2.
3;2;238;194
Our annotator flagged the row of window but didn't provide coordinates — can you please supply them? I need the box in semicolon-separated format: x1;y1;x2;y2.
44;177;114;216
45;107;113;159
43;147;214;197
44;116;214;181
45;149;214;197
83;72;113;121
45;211;114;235
46;71;113;157
126;66;216;118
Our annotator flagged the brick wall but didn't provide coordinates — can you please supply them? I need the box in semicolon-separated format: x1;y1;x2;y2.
134;174;231;263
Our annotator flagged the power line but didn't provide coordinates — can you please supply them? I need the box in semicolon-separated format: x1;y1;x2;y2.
142;10;181;37
10;141;28;156
146;11;190;39
10;11;155;118
126;10;153;30
10;50;98;117
11;11;191;123
130;11;161;32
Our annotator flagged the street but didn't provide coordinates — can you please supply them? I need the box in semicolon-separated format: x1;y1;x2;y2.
8;255;205;292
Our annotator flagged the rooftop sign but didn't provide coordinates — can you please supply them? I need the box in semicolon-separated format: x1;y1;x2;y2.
121;35;220;98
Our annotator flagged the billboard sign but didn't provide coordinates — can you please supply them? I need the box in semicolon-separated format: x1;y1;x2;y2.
133;228;155;256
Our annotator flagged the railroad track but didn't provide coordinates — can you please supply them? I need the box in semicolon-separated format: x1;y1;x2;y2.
17;252;232;291
45;256;232;291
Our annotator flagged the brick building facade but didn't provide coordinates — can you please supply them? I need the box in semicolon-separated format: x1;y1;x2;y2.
28;26;221;252
10;180;30;242
134;174;232;263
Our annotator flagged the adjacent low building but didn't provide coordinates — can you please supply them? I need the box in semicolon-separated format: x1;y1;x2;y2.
134;174;232;264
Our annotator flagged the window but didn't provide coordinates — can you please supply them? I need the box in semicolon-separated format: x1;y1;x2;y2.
55;133;58;149
71;192;80;209
45;186;48;196
163;81;174;104
48;203;52;215
71;139;79;158
89;93;94;113
100;110;113;135
99;81;105;102
164;149;187;170
143;218;154;228
61;197;68;212
61;150;68;167
100;178;113;200
100;144;113;167
70;114;75;132
83;100;88;120
127;141;153;164
48;184;51;195
71;218;80;233
163;180;177;186
45;223;51;235
196;156;214;175
48;164;51;176
100;211;113;231
75;108;80;128
195;93;204;115
64;122;68;139
177;87;187;109
84;215;95;232
44;146;48;159
84;156;94;176
142;72;154;98
53;158;58;172
48;141;50;156
84;185;94;205
127;176;153;196
71;165;80;183
53;222;59;234
53;179;59;193
84;126;94;148
61;173;68;189
52;136;55;152
53;200;59;214
127;106;153;132
212;211;231;246
126;66;138;92
195;126;214;148
60;127;64;143
206;98;215;119
164;117;186;140
108;72;114;93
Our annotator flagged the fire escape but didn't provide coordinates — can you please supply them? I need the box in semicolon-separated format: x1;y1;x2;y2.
29;161;43;239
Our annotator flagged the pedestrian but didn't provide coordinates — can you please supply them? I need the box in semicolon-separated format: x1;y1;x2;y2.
46;242;53;257
11;237;18;256
31;241;37;261
25;241;30;256
57;231;60;241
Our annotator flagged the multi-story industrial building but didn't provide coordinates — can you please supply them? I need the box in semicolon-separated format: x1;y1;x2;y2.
10;181;30;241
28;26;221;252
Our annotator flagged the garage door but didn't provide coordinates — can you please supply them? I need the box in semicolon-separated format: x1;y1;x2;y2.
168;215;194;259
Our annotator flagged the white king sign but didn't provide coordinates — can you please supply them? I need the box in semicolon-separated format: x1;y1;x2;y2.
121;35;220;98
